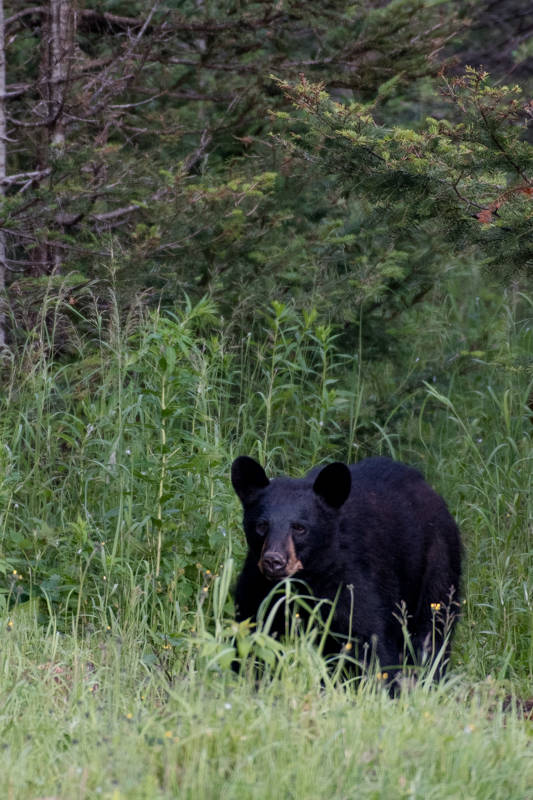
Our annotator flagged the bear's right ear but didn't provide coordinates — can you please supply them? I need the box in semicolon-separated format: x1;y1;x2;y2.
231;456;270;504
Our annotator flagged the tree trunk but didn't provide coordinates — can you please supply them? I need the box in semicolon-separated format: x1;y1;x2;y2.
38;0;77;273
0;0;7;346
48;0;76;150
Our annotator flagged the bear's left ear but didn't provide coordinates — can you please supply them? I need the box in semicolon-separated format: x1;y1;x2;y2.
313;462;351;509
231;456;270;505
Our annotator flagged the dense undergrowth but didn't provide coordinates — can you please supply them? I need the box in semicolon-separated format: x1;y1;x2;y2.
0;268;531;798
1;269;532;685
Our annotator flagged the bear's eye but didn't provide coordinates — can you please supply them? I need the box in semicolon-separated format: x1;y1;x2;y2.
291;522;306;535
256;520;268;536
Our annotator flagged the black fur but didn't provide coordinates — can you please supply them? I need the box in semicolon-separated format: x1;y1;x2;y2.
231;456;462;677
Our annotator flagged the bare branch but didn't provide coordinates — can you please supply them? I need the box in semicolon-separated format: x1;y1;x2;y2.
182;128;213;174
5;5;149;34
110;92;166;110
79;9;149;34
5;6;45;28
91;204;143;223
1;168;52;186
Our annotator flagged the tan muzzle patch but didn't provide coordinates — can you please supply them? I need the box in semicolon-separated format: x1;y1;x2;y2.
258;536;303;577
285;536;303;576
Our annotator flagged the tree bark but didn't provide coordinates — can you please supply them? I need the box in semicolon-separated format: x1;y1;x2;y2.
37;0;76;273
0;0;7;345
44;0;76;150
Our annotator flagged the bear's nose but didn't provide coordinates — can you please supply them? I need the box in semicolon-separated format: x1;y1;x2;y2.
261;552;286;577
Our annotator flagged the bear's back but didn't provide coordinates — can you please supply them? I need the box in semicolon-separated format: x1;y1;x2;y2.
318;456;460;607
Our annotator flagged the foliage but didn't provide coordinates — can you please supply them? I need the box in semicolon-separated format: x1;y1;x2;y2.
0;279;532;689
0;251;531;797
1;0;465;339
0;292;358;618
273;68;533;286
1;3;531;351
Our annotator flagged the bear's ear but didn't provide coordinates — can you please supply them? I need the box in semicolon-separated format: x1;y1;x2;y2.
313;462;351;509
231;456;270;504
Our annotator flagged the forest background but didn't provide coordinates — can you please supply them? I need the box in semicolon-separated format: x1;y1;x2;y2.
0;2;532;798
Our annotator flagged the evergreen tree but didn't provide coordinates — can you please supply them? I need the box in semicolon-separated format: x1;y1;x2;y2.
1;1;530;347
1;0;461;336
274;68;532;283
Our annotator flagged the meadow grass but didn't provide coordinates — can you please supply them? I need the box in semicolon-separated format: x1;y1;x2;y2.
1;602;531;800
0;271;531;797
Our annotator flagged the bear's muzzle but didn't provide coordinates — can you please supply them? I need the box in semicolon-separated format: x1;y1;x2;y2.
259;537;303;580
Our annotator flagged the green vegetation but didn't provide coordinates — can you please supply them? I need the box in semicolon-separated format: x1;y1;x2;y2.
1;613;531;800
2;3;531;339
1;269;532;797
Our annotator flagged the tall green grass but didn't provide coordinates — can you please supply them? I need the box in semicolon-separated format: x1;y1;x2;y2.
0;272;531;687
0;271;531;797
0;290;362;619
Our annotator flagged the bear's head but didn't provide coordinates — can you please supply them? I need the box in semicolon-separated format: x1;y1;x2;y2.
231;456;351;580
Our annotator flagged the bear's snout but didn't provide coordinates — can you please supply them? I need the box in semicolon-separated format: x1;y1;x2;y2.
259;536;303;579
260;551;287;579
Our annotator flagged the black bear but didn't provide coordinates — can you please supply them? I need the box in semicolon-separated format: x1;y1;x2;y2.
232;455;461;680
